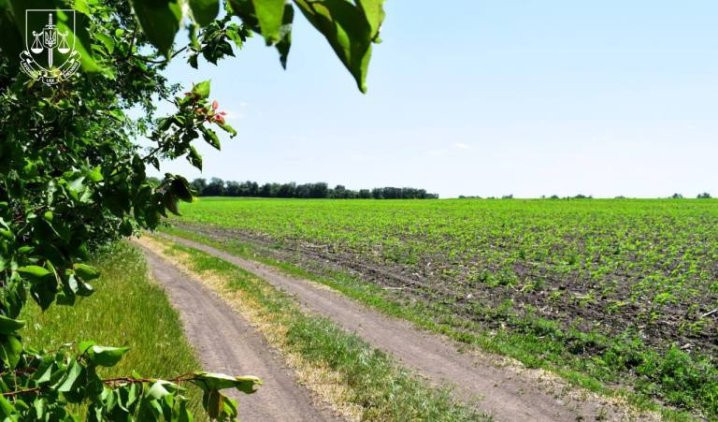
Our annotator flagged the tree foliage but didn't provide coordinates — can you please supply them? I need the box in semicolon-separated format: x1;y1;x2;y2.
190;178;440;199
0;0;385;419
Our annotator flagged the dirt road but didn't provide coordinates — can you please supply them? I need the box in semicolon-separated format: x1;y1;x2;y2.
158;233;652;422
138;245;339;422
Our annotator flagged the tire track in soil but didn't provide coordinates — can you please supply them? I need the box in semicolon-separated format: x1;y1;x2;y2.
137;244;340;422
158;232;656;422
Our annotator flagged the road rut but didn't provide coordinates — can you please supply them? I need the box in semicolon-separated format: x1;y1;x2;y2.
157;233;651;422
138;244;339;422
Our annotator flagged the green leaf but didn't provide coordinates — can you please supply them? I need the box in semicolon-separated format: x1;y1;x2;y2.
30;278;57;310
0;395;15;417
146;380;172;400
228;0;259;28
189;0;219;27
189;22;201;50
129;0;183;56
292;0;385;92
32;361;55;384
217;122;238;137
277;4;295;68
59;9;102;72
222;394;238;418
0;0;23;69
0;315;25;335
357;0;384;39
251;0;286;44
17;265;51;281
56;360;82;393
86;345;129;367
187;146;203;170
170;176;194;202
162;191;180;216
177;399;191;422
204;388;221;419
73;263;100;281
200;126;221;150
193;372;261;393
77;340;96;354
87;166;104;183
201;389;237;420
0;335;22;369
95;32;115;54
191;80;211;99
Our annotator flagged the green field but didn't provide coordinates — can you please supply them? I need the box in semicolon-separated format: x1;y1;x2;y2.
169;197;718;419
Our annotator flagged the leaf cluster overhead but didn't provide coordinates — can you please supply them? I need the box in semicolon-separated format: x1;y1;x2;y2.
0;0;385;419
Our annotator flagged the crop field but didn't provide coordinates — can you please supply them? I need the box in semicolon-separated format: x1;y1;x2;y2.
170;197;718;418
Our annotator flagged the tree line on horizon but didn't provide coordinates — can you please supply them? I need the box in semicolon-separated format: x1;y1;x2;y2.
457;193;713;200
188;178;440;199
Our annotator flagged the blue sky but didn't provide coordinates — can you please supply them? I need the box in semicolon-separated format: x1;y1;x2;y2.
158;1;718;198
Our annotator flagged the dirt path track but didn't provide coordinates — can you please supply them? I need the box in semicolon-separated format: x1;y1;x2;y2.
158;233;648;422
138;244;339;422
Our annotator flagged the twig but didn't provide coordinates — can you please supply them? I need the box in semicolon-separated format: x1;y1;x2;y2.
1;387;41;397
123;26;138;61
701;308;717;318
140;45;189;65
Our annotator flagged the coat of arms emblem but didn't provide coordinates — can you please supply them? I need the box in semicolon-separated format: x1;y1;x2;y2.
19;9;80;85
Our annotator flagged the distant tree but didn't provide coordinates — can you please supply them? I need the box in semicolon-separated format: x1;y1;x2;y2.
294;183;310;198
259;183;272;197
697;192;712;199
248;181;259;196
382;187;401;199
204;178;226;196
502;194;514;199
332;185;348;199
278;183;297;198
225;181;241;196
549;195;559;199
237;181;251;196
269;183;281;197
359;189;372;199
190;178;208;195
309;182;329;198
671;193;684;199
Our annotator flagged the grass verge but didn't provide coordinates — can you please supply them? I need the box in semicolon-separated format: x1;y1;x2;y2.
160;225;710;422
144;234;488;422
20;241;206;420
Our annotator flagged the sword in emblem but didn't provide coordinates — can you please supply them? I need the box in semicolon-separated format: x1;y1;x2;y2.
43;13;58;68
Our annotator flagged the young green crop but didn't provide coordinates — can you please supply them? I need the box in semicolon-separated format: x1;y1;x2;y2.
170;197;718;419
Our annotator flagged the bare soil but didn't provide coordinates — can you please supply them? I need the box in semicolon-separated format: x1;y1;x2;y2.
158;232;657;422
136;243;339;422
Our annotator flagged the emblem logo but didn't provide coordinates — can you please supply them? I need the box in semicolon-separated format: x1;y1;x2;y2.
19;9;80;85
